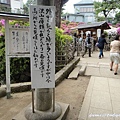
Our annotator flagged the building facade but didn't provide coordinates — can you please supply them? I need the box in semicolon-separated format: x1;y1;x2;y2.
0;0;11;10
11;0;23;13
0;0;23;13
64;0;95;23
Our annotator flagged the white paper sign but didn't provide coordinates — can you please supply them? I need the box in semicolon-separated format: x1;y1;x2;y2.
30;5;55;88
9;26;30;54
97;29;101;38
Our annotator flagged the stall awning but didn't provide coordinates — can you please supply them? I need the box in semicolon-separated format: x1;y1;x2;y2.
71;21;111;30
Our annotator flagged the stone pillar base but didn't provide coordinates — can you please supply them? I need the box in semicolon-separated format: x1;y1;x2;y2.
6;92;12;99
25;103;62;120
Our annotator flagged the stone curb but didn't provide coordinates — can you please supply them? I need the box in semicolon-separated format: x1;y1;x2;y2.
0;57;80;98
55;57;80;86
79;65;87;76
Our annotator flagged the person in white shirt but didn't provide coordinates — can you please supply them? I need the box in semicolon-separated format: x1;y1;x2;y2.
82;34;92;57
110;35;120;75
78;34;83;43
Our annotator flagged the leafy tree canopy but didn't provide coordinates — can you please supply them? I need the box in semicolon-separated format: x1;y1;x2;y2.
94;0;120;21
114;11;120;24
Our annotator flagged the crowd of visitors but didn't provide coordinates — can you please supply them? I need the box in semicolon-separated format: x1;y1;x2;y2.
73;32;120;75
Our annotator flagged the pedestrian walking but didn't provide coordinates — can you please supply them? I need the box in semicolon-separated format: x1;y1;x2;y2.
82;33;92;57
110;35;120;75
93;37;97;51
73;33;78;52
97;33;107;59
78;34;83;43
78;34;83;51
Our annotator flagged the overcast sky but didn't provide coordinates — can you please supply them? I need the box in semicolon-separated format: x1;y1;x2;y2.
63;0;81;13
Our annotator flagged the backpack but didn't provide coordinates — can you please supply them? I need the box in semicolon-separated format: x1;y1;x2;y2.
87;37;91;44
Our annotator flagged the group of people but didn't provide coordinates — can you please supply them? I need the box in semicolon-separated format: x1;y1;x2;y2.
94;33;120;75
73;33;93;57
74;32;120;75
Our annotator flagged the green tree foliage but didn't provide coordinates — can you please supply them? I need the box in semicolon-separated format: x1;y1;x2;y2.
10;58;30;83
23;0;36;14
94;0;120;21
0;36;5;84
55;27;72;44
96;16;106;22
25;0;36;7
114;11;120;24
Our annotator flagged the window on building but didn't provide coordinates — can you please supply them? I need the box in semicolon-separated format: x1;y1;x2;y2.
89;8;91;12
84;8;86;12
87;15;93;22
87;8;89;12
1;0;7;3
80;8;83;12
80;7;94;13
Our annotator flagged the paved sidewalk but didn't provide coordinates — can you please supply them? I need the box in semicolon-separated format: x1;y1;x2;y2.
78;51;120;78
78;51;120;120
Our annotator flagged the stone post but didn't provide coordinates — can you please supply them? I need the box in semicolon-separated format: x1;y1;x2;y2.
25;0;62;119
35;0;54;112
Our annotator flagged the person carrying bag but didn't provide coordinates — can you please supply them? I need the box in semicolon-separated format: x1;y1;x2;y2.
97;33;107;59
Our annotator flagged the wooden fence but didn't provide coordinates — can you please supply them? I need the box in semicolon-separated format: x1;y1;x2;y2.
55;40;75;72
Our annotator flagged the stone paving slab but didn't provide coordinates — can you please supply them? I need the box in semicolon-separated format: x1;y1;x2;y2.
78;51;120;120
68;66;80;79
79;65;86;76
85;65;120;79
78;76;120;120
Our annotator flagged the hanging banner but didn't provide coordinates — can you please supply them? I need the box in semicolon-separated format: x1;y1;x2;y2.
30;5;55;88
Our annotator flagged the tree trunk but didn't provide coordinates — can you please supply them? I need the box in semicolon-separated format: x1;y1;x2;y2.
54;0;68;28
54;0;62;28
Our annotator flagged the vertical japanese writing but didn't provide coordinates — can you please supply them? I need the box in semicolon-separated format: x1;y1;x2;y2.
21;31;29;52
10;26;30;54
32;8;39;69
30;6;55;88
22;32;25;51
16;31;20;52
45;8;53;83
11;31;16;53
25;31;29;52
38;8;45;77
